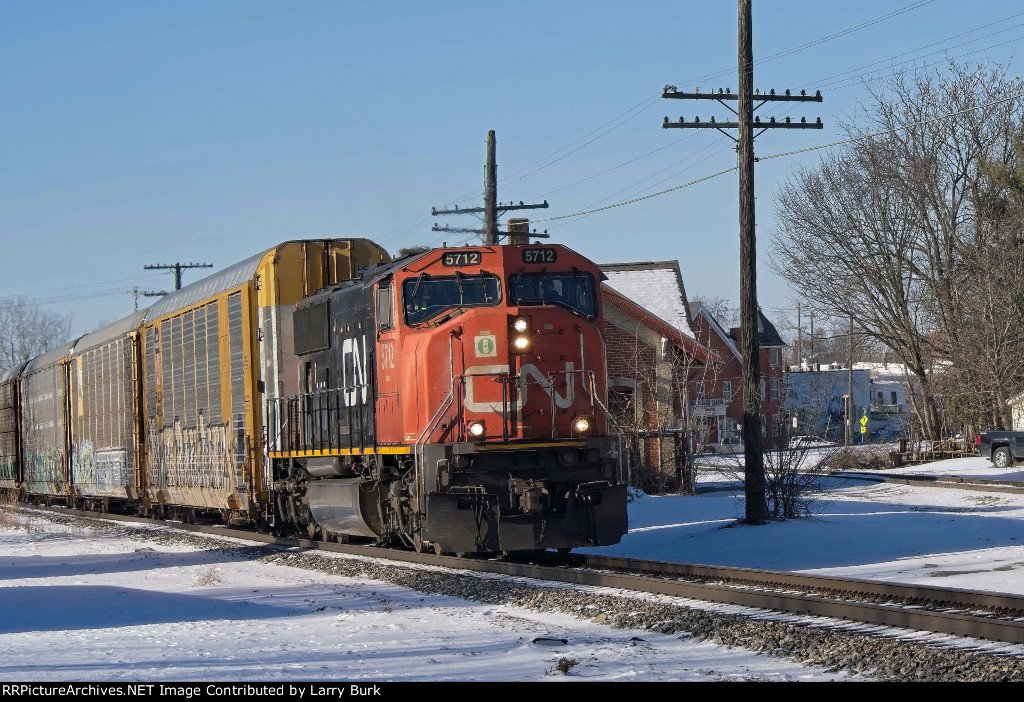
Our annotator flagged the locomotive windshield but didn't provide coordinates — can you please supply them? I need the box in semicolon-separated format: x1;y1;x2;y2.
510;271;597;318
403;272;502;325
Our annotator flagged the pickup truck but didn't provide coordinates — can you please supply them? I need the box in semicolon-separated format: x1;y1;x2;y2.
976;431;1024;468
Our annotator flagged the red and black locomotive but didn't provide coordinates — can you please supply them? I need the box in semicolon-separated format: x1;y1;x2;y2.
267;242;628;555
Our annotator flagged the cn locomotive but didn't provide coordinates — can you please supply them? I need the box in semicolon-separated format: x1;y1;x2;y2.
0;237;628;556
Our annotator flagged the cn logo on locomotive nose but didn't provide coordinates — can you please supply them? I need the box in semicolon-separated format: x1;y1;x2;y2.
463;362;576;412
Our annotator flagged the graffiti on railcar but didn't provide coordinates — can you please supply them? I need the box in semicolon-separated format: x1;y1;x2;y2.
71;440;130;497
23;446;64;494
147;416;244;494
0;454;15;483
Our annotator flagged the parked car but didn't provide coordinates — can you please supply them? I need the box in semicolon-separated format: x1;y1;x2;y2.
976;431;1024;468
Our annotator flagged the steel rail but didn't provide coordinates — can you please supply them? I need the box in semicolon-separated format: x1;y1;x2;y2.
828;471;1024;494
23;505;1024;646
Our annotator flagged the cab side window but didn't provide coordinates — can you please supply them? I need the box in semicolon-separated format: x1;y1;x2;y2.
376;281;394;331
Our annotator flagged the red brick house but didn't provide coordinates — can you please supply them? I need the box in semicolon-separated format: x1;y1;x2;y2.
598;262;714;488
688;302;787;448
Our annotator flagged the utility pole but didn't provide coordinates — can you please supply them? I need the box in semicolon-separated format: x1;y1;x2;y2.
661;0;822;524
127;287;168;311
143;262;213;290
809;311;814;363
847;315;854;447
796;302;802;367
432;130;551;244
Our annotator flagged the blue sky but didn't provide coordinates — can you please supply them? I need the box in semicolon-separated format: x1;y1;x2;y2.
2;1;1022;336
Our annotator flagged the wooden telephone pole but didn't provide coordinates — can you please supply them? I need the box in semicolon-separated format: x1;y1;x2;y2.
432;131;550;244
143;262;213;290
662;0;823;523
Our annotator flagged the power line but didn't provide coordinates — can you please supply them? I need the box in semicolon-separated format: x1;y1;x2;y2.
529;88;1024;224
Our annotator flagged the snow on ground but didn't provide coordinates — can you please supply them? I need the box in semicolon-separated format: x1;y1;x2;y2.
1;450;1021;682
0;516;848;682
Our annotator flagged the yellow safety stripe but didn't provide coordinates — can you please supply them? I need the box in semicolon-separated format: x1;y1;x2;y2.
268;447;412;458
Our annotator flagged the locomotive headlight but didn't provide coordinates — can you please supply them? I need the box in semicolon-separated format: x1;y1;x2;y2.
468;421;486;438
573;417;591;434
509;315;532;354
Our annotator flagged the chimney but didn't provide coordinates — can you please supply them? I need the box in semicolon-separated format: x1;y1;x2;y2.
507;217;530;246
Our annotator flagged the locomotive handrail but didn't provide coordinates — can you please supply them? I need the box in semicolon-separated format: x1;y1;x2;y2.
414;334;456;520
267;386;369;454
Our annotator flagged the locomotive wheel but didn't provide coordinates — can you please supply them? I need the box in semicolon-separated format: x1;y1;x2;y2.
412;533;425;554
433;542;445;556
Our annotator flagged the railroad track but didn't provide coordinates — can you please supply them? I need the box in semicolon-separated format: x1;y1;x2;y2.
18;504;1024;649
828;470;1024;494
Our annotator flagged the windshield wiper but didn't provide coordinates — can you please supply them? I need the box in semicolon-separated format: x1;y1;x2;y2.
454;270;465;305
409;272;428;300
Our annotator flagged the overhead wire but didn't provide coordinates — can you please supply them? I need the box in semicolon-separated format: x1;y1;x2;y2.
538;10;1024;227
529;89;1024;224
418;1;955;247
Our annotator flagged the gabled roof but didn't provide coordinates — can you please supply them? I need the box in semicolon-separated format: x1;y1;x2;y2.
599;261;693;339
755;308;786;348
689;301;741;361
722;307;786;349
602;286;715;365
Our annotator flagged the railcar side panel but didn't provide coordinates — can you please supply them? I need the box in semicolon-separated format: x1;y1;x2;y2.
70;333;140;500
144;293;248;510
21;357;72;497
0;369;22;490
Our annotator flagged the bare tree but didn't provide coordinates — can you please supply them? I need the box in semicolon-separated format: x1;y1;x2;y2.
691;295;737;329
770;62;1024;438
0;298;72;373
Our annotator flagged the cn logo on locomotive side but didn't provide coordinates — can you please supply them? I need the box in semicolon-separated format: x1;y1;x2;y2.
341;335;369;406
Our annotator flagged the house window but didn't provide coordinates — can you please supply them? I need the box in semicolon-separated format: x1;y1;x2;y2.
891;391;897;404
877;391;883;404
695;381;706;399
759;379;765;402
769;348;780;366
770;379;780;400
722;381;732;402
